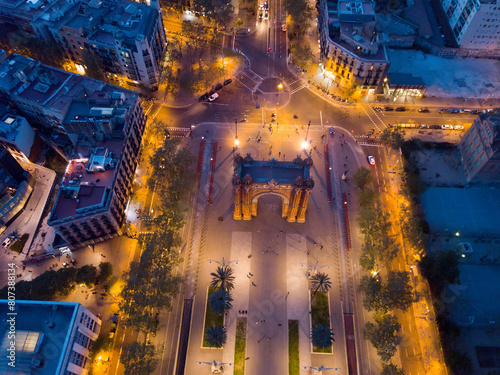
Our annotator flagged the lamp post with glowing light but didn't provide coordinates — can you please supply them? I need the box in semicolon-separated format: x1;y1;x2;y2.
234;118;239;149
302;121;311;151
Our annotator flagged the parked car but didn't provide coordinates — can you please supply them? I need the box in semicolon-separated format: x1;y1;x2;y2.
448;108;460;113
223;78;232;86
460;109;471;113
395;107;406;112
441;124;452;129
470;110;479;114
2;237;13;248
215;83;223;91
430;125;442;129
420;124;429;129
418;108;429;113
384;107;394;111
438;109;447;114
198;93;209;101
367;155;375;165
454;125;465;130
208;93;219;102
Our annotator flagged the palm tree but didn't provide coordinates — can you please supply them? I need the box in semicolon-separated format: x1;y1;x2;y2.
210;265;235;291
311;272;332;296
205;325;227;348
209;289;233;315
311;324;334;349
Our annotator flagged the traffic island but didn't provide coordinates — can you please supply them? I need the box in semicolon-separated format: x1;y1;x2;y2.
310;291;333;353
288;320;299;375
202;286;224;348
234;318;247;375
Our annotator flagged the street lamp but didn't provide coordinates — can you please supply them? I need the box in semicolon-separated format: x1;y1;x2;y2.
234;118;239;147
278;83;283;90
302;121;311;150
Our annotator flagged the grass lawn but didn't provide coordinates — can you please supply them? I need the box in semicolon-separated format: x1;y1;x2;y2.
289;320;299;375
311;291;332;353
10;233;29;253
203;286;224;347
234;318;247;375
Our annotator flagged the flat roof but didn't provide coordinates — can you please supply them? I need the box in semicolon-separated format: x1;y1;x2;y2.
420;187;500;237
50;140;123;221
388;72;426;86
0;300;79;375
236;159;310;184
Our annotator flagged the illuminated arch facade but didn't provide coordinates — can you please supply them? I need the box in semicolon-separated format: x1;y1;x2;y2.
232;154;315;223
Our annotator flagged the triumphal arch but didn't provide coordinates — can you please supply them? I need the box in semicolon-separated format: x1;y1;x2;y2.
232;153;315;223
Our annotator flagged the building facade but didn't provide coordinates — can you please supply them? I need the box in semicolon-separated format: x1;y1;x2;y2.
0;147;34;230
458;113;500;184
440;0;500;51
0;300;101;375
0;104;36;164
0;52;146;248
318;0;390;94
0;0;166;90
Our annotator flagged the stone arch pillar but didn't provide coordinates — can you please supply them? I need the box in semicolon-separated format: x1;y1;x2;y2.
233;186;242;220
297;189;311;223
281;197;289;218
287;188;302;222
242;187;252;220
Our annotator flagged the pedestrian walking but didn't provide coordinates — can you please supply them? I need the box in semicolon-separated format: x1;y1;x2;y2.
279;152;281;157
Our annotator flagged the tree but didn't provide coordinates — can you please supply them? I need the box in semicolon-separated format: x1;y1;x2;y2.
210;265;235;291
359;275;384;312
380;128;405;150
383;271;413;312
98;262;113;283
290;37;314;70
192;0;234;26
235;18;243;27
81;50;105;81
359;188;376;208
353;167;373;189
121;342;162;375
419;250;460;295
209;289;233;315
381;363;405;375
205;325;227;348
311;324;334;349
310;272;332;296
76;265;98;287
363;314;402;362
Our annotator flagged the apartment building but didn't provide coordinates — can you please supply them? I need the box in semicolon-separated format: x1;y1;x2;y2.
0;300;101;375
440;0;500;51
0;0;166;90
0;104;36;164
458;114;500;184
0;52;146;248
318;0;390;94
0;147;34;230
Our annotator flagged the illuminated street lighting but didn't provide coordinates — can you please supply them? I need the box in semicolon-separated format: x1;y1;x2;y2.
302;120;311;150
278;83;283;90
234;118;239;147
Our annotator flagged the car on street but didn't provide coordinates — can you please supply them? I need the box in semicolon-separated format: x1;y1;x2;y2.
2;237;13;248
367;155;375;165
470;110;479;114
438;109;447;114
460;109;471;113
454;125;465;130
372;107;383;112
395;107;406;112
418;108;429;113
441;124;452;129
208;93;219;102
420;124;429;129
329;127;335;136
281;24;286;32
224;78;232;86
198;93;209;101
384;106;394;111
430;125;441;129
448;108;460;113
215;83;223;91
